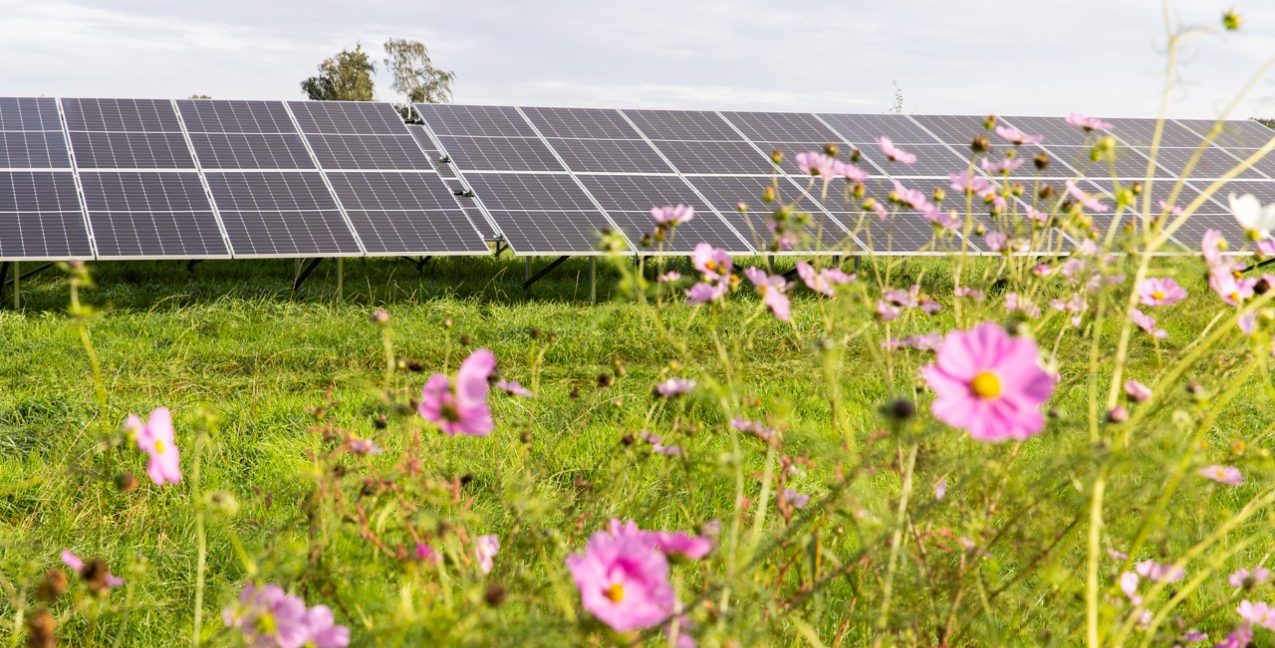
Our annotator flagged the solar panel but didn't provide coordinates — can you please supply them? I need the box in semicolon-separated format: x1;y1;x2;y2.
187;133;315;170
1106;118;1208;148
415;104;538;137
205;172;360;257
684;175;856;253
435;135;564;172
546;138;673;173
1175;119;1274;149
722;111;841;143
67;132;195;169
1148;146;1266;180
908;115;993;147
998;116;1097;147
650;140;777;175
176;100;297;134
323;172;487;254
0;97;63;131
78;171;228;258
0;131;72;169
461;172;618;254
62;98;183;132
839;211;971;255
621;110;741;141
573;174;751;253
463;173;600;212
818;113;943;145
520;107;642;139
304;134;432;170
286;101;406;135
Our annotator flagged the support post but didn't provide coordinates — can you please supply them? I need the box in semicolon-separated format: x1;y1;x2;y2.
853;256;862;273
336;257;344;301
525;257;531;283
590;257;597;303
415;257;431;273
292;258;324;293
12;261;18;309
522;256;569;290
0;262;7;303
187;259;202;274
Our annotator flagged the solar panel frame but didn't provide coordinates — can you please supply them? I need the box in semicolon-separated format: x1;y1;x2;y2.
407;110;503;242
78;171;230;259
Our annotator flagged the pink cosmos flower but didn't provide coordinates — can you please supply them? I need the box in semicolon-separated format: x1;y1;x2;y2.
303;605;350;648
1210;270;1255;307
607;520;714;560
1136;559;1185;583
639;430;683;456
837;161;870;182
60;551;124;588
994;125;1043;145
656;378;696;397
980;157;1024;175
415;542;440;563
222;584;310;648
1200;465;1244;485
950;170;994;197
1066;180;1109;212
686;281;728;304
125;407;181;486
496;379;533;397
1137;277;1187;306
418;349;496;436
781;488;810;508
796;262;854;297
955;286;985;301
922;206;962;230
795;151;837;177
1230;567;1272;589
1065;112;1113;132
1202;229;1228;269
1026;207;1049;224
565;527;676;632
869;200;889;221
1216;625;1254;648
659;270;683;283
731;418;777;441
876;300;901;321
876;136;917;164
985;231;1008;253
921;323;1055;442
882;333;943;352
1130;308;1168;339
1005;293;1041;318
1124;380;1152;403
474;535;500;574
934;478;947;500
691;243;732;282
1159;199;1184;216
346;437;382;455
1238;601;1275;630
743;267;792;321
651;204;695;226
891;181;933;211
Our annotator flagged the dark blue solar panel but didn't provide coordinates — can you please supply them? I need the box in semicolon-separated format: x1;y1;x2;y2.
176;100;297;134
62;98;182;132
78;171;228;258
414;104;537;137
305;134;431;170
188;133;315;170
68;131;196;169
622;109;742;141
520;107;640;139
287;101;406;135
205;171;360;256
0;132;72;169
0;98;63;131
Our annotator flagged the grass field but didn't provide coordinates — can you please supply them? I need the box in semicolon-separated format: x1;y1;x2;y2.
1;253;1271;646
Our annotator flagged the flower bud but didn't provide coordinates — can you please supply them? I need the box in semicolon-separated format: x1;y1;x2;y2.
1039;184;1055;200
115;472;138;493
823;142;839;157
1033;152;1050;170
36;570;69;603
761;186;776;203
849;148;862;162
983;114;998;130
971;134;990;153
371;309;390;325
879;398;916;422
736;201;748;213
770;149;784;165
932;187;946;203
1107;406;1129;423
1223;9;1242;30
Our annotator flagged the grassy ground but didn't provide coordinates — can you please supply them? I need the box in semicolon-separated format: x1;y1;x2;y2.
0;254;1269;645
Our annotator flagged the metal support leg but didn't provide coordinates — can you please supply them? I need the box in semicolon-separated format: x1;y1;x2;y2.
853;257;862;273
187;259;202;274
11;261;18;309
525;257;532;283
292;258;324;293
336;257;344;301
590;257;597;303
0;262;8;303
415;257;431;273
766;255;775;273
522;255;569;290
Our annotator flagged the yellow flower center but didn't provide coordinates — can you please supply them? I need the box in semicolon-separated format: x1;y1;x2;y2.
1230;292;1241;302
605;583;625;603
1152;290;1165;301
970;372;1002;399
705;261;718;272
256;612;277;636
154;439;166;454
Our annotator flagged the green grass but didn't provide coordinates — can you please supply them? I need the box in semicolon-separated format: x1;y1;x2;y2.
0;255;1270;645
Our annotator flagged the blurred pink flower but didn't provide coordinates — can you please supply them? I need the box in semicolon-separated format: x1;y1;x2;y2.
686;281;728;304
303;605;350;648
891;180;933;211
1065;112;1113;132
222;584;310;648
1159;199;1184;216
658;270;683;283
743;267;792;321
125;407;181;486
781;488;810;508
995;125;1043;145
415;542;440;564
474;535;500;574
1216;625;1254;648
607;519;714;560
1066;180;1109;212
934;477;947;500
1026;207;1049;224
656;378;696;397
59;551;124;588
796;262;854;297
1119;571;1141;604
1202;229;1228;269
877;136;917;164
1238;600;1275;630
1137;277;1187;306
1124;380;1152;403
1005;293;1041;318
869;200;890;220
795;151;837;177
837;161;870;182
565;527;676;632
922;206;962;230
1200;465;1244;485
1130;309;1168;339
1230;567;1272;589
418;349;496;436
346;437;382;455
980;157;1024;175
950;170;993;197
496;379;533;397
955;286;985;301
921;322;1055;442
1136;559;1185;583
876;300;901;321
691;243;732;282
650;204;695;226
1210;269;1255;307
639;430;684;456
984;231;1008;253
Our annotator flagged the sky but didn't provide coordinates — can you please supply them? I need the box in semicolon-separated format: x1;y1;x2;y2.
2;0;1274;119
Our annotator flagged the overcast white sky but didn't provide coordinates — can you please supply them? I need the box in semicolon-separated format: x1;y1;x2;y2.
2;0;1273;119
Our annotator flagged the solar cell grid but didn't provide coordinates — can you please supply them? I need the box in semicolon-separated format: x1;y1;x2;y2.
722;111;840;143
1174;119;1274;149
79;172;212;212
205;172;339;212
463;173;599;212
1106;118;1209;148
408;125;438;152
576;175;711;212
415;104;537;137
601;210;751;254
0;132;72;169
545;138;673;173
0;210;92;259
622;109;742;141
0;171;82;212
62;98;182;132
908;115;995;147
437;135;564;172
177;100;298;134
217;209;361;257
288;101;406;135
326;172;458;211
0;98;63;131
838;211;963;254
1148;146;1266;179
188;133;315;170
650;139;777;174
1210;179;1275;205
347;209;487;254
305;133;432;170
88;210;228;259
818;113;941;145
68;131;196;169
682;175;853;251
486;210;619;254
876;143;971;177
1045;145;1164;178
520;107;640;139
998;115;1098;147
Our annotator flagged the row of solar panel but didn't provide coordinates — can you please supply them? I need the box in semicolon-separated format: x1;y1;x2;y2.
0;97;488;260
413;104;1275;256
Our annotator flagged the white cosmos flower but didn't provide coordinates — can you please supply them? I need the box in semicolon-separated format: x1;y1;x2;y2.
1229;193;1275;239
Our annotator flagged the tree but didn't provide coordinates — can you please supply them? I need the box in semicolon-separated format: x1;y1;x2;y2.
383;38;455;105
300;46;375;101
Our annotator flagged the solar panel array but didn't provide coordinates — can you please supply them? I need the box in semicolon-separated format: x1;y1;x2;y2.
0;98;1271;261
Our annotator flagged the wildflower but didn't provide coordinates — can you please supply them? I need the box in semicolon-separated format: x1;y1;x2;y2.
222;584;310;648
891;180;934;211
650;204;694;226
920;322;1055;442
1065;112;1113;132
1200;465;1244;485
1159;199;1184;216
920;296;942;315
565;527;676;632
795;151;837;177
1130;309;1167;339
1026;207;1049;224
1107;406;1129;423
985;231;1008;253
876;300;901;321
1202;229;1229;269
1124;380;1152;403
781;488;810;508
495;379;533;397
125;407;181;485
867;199;889;221
1231;568;1272;589
302;605;350;648
690;243;732;282
1136;560;1185;583
796;262;854;297
922;206;962;230
949;170;993;197
418;349;497;436
371;308;390;325
1238;601;1275;630
1209;270;1255;307
60;551;124;592
1120;571;1142;605
980;157;1024;175
1005;293;1041;318
731;418;777;442
837;161;870;182
743;267;792;321
346;437;382;455
883;333;943;352
934;478;947;500
1137;277;1187;307
1216;625;1254;648
1223;9;1243;30
876;136;917;164
656;379;696;397
686;281;728;304
658;270;682;283
639;430;684;456
1229;193;1275;240
1065;180;1109;212
995;125;1043;145
955;286;985;301
415;543;440;564
474;535;500;574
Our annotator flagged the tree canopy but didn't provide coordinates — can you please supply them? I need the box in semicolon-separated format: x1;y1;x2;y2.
300;45;376;101
383;38;455;105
